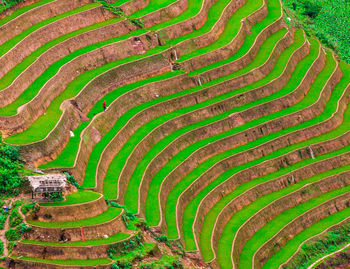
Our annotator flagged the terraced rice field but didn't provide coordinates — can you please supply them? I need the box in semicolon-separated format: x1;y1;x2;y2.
0;0;349;267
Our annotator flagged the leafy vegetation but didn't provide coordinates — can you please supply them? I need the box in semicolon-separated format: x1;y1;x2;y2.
5;223;31;241
284;221;350;269
0;140;24;196
0;0;24;13
283;0;350;63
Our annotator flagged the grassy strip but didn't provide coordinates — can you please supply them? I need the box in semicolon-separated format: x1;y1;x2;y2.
238;183;350;268
214;85;350;268
0;26;146;116
142;29;301;225
3;46;168;145
39;71;181;169
262;207;350;268
197;36;320;261
12;256;111;265
128;0;178;19
21;232;130;246
39;190;101;206
103;28;289;201
175;0;263;61
126;29;296;212
166;0;249;46
0;17;122;91
0;3;100;57
0;0;56;27
27;206;121;228
200;60;350;260
166;48;336;242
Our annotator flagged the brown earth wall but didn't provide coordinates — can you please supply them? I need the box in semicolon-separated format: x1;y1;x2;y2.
31;195;107;222
0;11;143;108
253;192;350;269
6;258;109;269
69;73;196;184
12;233;137;260
0;39;167;138
24;214;126;242
15;0;271;166
169;56;342;235
156;38;323;231
19;102;84;165
141;0;188;29
136;31;308;215
0;0;92;46
170;0;242;57
208;88;350;256
95;31;294;197
0;5;115;80
181;0;271;72
232;172;350;265
121;0;149;16
23;51;171;167
193;44;324;242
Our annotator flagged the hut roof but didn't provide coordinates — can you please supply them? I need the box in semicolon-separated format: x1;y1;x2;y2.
27;174;67;193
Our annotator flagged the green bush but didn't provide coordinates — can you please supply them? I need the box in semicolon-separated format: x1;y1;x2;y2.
0;240;3;256
0;141;24;196
283;0;350;63
5;223;31;241
64;172;84;190
9;208;22;228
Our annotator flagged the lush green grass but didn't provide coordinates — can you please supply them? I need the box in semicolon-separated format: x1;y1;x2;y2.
12;256;111;265
0;0;56;27
21;232;130;246
166;47;336;242
0;3;101;57
27;206;121;227
104;28;289;203
39;190;101;206
262;206;350;268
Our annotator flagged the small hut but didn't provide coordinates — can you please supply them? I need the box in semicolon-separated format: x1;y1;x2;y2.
27;174;67;199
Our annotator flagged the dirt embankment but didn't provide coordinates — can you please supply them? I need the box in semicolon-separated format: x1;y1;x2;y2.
232;172;350;266
19;51;171;167
98;29;294;201
24;213;126;242
13;233;139;260
15;0;268;169
253;192;350;269
208;89;350;258
30;195;107;222
169;54;341;237
0;1;150;108
0;5;115;80
181;0;271;72
136;26;303;215
0;0;92;45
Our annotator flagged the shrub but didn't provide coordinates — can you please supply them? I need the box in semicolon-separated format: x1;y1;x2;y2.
9;208;22;228
0;240;3;256
64;172;83;190
0;141;24;196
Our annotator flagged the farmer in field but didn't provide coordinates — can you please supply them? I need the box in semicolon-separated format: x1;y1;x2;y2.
103;100;107;111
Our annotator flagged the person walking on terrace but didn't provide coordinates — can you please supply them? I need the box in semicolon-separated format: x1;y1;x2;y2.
103;100;107;111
